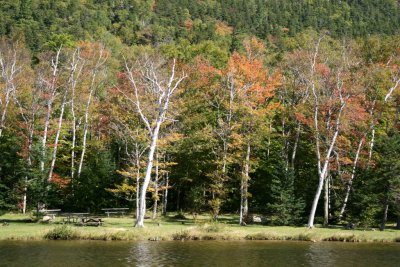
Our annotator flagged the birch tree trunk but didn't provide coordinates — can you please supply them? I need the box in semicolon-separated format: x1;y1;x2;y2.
323;174;330;226
162;171;169;216
0;44;19;139
48;49;83;182
70;49;84;187
306;36;352;228
339;138;364;219
40;48;61;174
291;122;301;168
70;93;77;188
368;78;400;162
22;122;34;214
239;142;250;225
135;150;140;220
77;46;106;178
307;79;346;227
0;85;12;139
152;150;159;219
47;90;68;182
76;83;93;178
136;125;161;227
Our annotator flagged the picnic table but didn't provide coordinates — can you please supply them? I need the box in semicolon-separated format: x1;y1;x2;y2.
81;217;103;226
62;213;90;224
101;208;129;217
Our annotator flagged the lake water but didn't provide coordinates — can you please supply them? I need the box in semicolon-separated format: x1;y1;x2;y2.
0;240;399;267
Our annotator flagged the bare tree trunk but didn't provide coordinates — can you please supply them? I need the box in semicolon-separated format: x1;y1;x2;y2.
339;138;364;219
135;149;140;220
77;78;95;178
22;119;34;214
0;87;11;138
71;99;76;188
48;49;83;182
22;123;34;214
152;151;159;219
47;91;68;182
22;126;32;214
136;127;160;227
176;187;180;211
267;121;272;157
40;48;61;174
323;174;330;226
281;117;290;173
0;44;19;139
307;39;348;227
77;46;106;178
308;93;345;228
240;142;250;225
291;122;301;168
368;127;375;163
380;195;389;231
162;171;169;216
368;79;400;163
40;100;52;172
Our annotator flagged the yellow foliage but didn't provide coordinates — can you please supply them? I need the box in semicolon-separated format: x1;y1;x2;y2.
215;21;233;36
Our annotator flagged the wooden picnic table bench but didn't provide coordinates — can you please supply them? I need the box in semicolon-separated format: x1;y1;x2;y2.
62;213;90;224
101;208;129;217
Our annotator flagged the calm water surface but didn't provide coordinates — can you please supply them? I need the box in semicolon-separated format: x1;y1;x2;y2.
0;240;399;267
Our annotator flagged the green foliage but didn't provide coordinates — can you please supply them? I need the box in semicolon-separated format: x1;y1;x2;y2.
0;134;25;211
43;33;75;51
267;168;305;226
67;145;121;212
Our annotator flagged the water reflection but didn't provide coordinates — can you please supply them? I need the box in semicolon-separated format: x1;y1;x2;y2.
307;242;336;267
0;241;399;267
127;242;158;266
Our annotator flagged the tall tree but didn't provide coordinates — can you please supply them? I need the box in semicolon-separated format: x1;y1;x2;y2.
122;54;186;227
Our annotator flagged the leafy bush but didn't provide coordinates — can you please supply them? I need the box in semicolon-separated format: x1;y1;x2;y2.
44;225;78;240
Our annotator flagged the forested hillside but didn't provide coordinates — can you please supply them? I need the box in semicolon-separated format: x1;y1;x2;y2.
1;0;400;228
1;0;400;51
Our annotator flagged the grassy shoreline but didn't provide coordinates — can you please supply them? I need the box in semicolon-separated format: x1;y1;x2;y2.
1;213;400;243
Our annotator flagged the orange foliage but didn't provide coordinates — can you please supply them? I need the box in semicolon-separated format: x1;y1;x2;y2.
51;173;70;189
295;112;313;126
78;41;110;60
190;57;221;88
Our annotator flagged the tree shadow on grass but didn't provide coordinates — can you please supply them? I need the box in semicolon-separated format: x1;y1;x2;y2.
160;213;240;226
0;218;36;223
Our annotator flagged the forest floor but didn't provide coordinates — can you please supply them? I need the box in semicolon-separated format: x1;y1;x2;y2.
0;213;399;242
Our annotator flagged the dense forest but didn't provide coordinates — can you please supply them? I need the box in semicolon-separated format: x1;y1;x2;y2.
1;0;400;228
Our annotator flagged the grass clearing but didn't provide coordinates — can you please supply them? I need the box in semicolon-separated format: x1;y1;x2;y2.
0;212;399;242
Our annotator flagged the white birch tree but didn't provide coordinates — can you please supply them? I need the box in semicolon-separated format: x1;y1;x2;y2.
122;54;186;227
